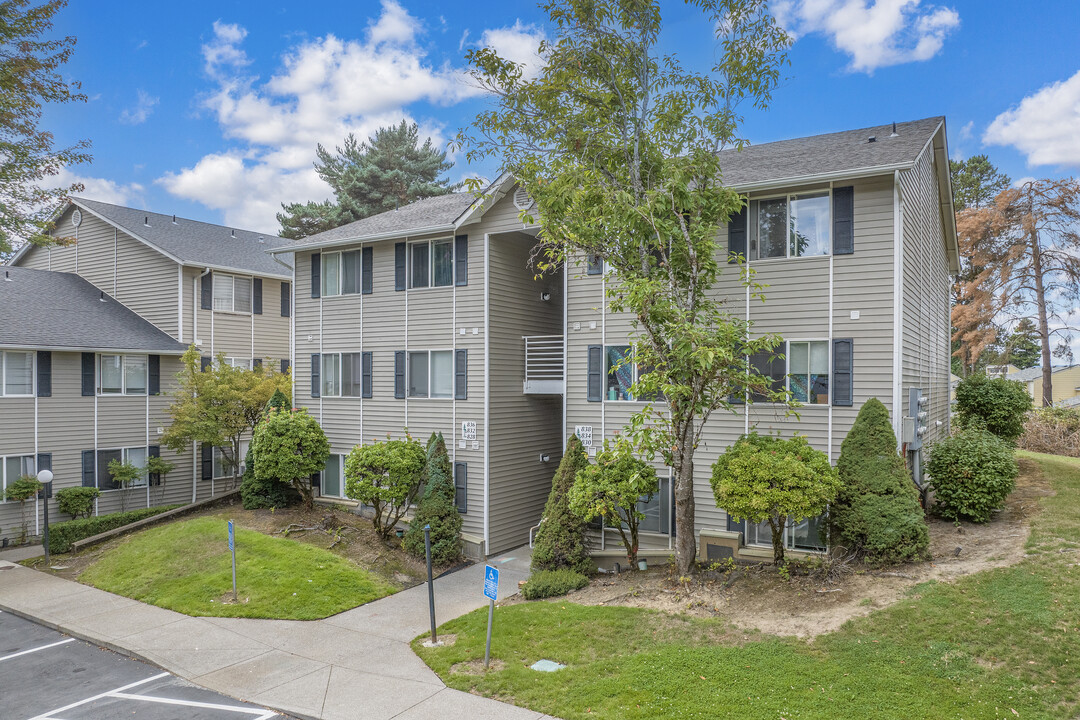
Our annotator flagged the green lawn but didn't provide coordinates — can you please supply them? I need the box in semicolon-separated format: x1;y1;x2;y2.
81;515;395;619
414;451;1080;719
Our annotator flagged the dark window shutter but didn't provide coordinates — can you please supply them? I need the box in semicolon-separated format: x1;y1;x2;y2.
361;247;373;294
454;462;467;514
342;249;360;294
201;270;213;309
832;186;854;255
81;450;96;487
311;253;321;299
727;204;747;263
586;254;603;275
586;345;603;402
311;353;321;398
81;352;95;396
832;338;854;407
455;349;467;400
455;235;468;286
148;354;160;395
394;242;406;291
148;446;161;486
253;358;262;370
37;453;51;472
281;358;290;374
252;278;263;314
361;351;373;398
280;281;291;317
394;351;405;399
726;513;744;534
201;356;212;371
37;351;51;397
201;444;213;481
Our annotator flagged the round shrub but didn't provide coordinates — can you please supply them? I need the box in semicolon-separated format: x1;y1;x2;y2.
56;487;100;520
954;373;1033;442
521;569;590;600
927;428;1018;522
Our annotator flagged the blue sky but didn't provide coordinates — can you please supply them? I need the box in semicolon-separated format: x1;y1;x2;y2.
43;0;1080;234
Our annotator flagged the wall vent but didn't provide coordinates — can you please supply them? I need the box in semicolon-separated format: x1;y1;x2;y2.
513;185;535;211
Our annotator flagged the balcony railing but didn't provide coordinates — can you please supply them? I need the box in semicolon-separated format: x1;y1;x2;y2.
523;335;564;395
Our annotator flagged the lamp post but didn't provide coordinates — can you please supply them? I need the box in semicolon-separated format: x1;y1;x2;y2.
36;469;53;565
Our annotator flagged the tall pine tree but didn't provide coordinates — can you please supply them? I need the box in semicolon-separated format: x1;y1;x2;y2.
277;121;458;240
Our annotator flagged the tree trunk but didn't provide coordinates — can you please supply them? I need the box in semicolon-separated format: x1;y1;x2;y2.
1029;202;1053;407
672;449;696;576
769;515;785;566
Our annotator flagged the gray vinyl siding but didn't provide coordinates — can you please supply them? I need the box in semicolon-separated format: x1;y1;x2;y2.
0;353;196;544
486;233;563;554
899;151;952;445
183;266;291;362
564;176;898;537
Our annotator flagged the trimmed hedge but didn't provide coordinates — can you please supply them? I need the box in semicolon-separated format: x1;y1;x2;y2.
927;427;1018;522
48;506;181;554
521;569;590;600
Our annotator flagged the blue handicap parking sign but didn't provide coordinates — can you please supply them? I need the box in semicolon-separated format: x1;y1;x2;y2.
483;565;499;600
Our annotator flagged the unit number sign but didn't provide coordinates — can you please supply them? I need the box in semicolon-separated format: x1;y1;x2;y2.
462;421;477;441
575;425;593;447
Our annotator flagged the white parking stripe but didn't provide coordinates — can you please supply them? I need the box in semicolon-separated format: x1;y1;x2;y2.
110;691;274;715
27;672;170;720
0;638;75;663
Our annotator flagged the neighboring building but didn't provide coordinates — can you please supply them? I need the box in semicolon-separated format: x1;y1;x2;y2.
1004;365;1080;407
2;200;294;544
280;117;957;563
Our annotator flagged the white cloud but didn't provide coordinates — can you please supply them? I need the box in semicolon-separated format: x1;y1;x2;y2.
203;20;251;75
54;168;144;206
367;0;422;45
477;21;547;80
119;89;159;125
773;0;959;73
984;69;1080;168
958;120;973;140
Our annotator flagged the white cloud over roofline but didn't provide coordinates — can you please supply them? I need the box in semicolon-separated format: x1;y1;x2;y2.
984;69;1080;168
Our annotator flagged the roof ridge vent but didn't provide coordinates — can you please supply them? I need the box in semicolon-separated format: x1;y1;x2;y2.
230;229;235;238
4;270;11;281
172;214;178;224
868;135;876;143
99;290;106;302
144;216;150;227
889;121;898;138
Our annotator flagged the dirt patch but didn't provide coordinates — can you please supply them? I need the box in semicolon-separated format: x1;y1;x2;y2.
23;497;455;590
450;658;506;675
541;459;1052;639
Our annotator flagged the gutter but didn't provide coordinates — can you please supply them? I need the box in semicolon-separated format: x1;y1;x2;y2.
0;344;187;355
730;162;914;193
267;224;456;255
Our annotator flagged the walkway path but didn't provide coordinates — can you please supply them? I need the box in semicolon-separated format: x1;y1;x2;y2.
0;548;544;720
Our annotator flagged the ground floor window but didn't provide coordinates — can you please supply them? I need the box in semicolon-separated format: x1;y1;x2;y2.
213;442;248;480
636;476;674;535
95;447;148;489
1;455;35;499
733;513;827;552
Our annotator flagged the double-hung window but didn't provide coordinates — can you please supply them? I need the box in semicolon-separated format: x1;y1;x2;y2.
320;353;370;397
745;340;829;404
409;239;454;289
321;353;342;397
95;447;147;489
603;345;662;402
214;273;253;313
1;351;33;396
409;350;452;398
221;357;252;370
213;442;247;480
751;192;831;260
1;455;35;498
100;355;148;395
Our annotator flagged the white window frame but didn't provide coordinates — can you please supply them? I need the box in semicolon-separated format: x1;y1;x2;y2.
95;447;149;490
744;338;831;406
321;353;342;398
212;442;248;480
602;345;660;403
1;454;35;500
221;357;253;370
213;273;254;313
407;349;453;399
1;350;34;397
749;190;832;261
740;515;828;552
321;251;343;297
408;237;455;290
98;354;149;396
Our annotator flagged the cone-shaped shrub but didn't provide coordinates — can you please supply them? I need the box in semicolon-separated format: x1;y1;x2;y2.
531;435;593;575
403;432;463;565
830;397;929;564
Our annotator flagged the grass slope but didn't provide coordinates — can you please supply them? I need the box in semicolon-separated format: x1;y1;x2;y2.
81;515;395;619
414;452;1080;719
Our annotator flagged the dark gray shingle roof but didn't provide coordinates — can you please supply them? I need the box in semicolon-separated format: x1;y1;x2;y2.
71;198;292;277
0;266;188;353
283;192;478;248
718;117;945;188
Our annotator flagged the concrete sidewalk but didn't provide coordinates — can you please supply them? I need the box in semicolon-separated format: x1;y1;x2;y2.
0;548;546;720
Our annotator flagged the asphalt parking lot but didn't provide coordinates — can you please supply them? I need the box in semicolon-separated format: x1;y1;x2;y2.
0;610;289;720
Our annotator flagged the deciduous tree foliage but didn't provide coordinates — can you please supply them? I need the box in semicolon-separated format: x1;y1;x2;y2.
957;178;1080;404
459;0;792;575
277;121;458;239
0;0;91;258
250;407;329;509
344;436;425;539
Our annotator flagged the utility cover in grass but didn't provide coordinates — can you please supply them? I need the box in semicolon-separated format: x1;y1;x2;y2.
79;515;396;620
530;659;566;672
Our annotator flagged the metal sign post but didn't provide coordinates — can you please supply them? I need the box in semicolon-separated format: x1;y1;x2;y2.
228;520;237;601
483;565;499;669
425;525;437;644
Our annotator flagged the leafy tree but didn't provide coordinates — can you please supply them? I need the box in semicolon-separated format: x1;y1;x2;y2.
927;427;1018;523
460;0;792;575
55;486;98;519
957;179;1080;403
344;436;425;539
0;0;91;259
277;121;458;239
532;435;593;575
250;407;329;509
107;458;144;512
568;437;657;566
144;454;174;506
953;373;1032;442
829;398;929;564
1003;318;1041;370
240;387;298;509
162;347;291;489
403;432;463;565
4;475;42;542
711;433;839;565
